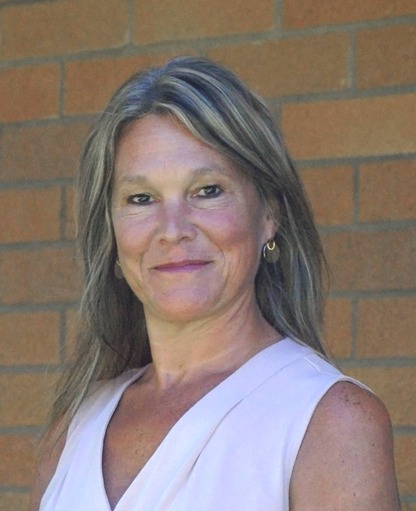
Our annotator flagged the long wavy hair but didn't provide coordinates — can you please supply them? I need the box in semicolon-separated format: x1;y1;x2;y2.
50;56;326;430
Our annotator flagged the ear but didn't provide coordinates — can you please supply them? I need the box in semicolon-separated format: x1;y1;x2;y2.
261;200;279;243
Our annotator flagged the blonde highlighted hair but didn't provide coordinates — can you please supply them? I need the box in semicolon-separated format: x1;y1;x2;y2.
51;56;326;430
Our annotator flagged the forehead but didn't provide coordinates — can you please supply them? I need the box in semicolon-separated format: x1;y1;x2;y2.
114;115;245;182
117;115;218;162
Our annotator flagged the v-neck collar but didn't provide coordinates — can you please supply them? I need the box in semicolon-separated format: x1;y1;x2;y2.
97;337;302;510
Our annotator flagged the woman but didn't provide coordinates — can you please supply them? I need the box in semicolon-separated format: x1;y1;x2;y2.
29;57;401;510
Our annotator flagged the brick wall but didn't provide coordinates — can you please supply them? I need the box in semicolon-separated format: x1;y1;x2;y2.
0;1;415;509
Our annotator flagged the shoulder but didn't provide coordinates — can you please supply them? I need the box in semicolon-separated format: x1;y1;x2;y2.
28;378;109;511
290;381;401;511
28;423;67;511
28;369;142;510
309;380;390;434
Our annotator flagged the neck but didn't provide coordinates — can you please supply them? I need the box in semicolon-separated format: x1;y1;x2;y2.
142;294;281;391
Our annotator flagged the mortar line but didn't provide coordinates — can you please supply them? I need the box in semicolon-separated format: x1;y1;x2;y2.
350;298;359;358
274;0;283;32
0;14;415;70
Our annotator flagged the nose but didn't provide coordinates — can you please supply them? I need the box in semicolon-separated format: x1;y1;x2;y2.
157;199;197;244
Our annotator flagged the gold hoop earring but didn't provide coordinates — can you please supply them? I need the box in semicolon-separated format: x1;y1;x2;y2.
262;239;280;263
114;259;124;279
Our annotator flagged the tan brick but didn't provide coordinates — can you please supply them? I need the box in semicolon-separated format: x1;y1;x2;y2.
0;311;60;366
357;298;416;358
0;247;81;305
357;24;416;89
402;504;416;511
65;53;179;115
301;166;354;225
344;367;416;426
322;229;416;292
0;494;30;511
64;186;76;240
283;0;416;28
395;435;416;495
0;435;36;486
0;0;129;60
324;298;353;359
207;33;349;97
0;65;59;123
0;187;61;243
0;122;89;182
0;373;58;427
359;159;416;221
282;94;416;160
135;0;274;45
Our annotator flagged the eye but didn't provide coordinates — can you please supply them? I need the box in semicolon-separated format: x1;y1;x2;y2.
195;185;223;198
127;193;154;205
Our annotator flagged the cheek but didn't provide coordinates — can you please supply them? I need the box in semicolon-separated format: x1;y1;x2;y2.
113;216;153;258
208;209;262;253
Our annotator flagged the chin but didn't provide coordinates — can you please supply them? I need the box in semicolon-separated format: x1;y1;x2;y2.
147;293;220;323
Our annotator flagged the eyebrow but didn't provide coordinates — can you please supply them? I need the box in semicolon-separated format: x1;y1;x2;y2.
115;166;224;186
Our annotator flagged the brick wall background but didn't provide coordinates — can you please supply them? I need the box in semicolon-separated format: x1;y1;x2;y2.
0;1;415;509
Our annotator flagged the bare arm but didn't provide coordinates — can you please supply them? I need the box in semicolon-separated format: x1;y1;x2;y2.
290;381;401;511
28;428;66;511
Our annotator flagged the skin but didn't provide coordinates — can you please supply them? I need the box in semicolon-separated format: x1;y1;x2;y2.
29;115;401;510
290;382;402;511
112;116;276;330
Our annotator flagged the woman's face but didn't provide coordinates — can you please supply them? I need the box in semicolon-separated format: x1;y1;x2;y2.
111;115;276;324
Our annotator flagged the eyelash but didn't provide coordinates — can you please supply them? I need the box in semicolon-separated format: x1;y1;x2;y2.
195;185;223;198
127;194;154;205
126;185;223;205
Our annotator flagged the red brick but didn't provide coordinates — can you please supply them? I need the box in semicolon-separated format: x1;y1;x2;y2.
0;247;81;305
135;0;274;44
282;94;416;160
283;0;416;28
324;298;353;359
0;434;36;486
0;311;60;366
322;229;416;292
357;298;416;358
0;373;58;427
64;186;76;240
0;122;89;182
0;0;129;61
357;24;416;89
0;494;30;511
65;53;179;115
301;166;354;225
344;367;416;426
0;65;59;123
207;33;349;97
359;159;416;221
0;187;61;243
395;435;416;495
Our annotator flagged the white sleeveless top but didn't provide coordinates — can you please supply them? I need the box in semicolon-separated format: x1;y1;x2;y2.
40;338;366;511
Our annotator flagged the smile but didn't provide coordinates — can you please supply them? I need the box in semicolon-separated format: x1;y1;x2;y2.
153;260;211;273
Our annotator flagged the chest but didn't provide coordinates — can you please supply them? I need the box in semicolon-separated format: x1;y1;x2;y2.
101;378;227;509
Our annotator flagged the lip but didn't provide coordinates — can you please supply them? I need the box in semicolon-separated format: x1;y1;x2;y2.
153;260;211;272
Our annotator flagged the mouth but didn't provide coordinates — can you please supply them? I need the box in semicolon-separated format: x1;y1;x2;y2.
153;260;211;273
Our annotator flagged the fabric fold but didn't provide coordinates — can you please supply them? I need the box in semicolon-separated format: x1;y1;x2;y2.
40;338;366;511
